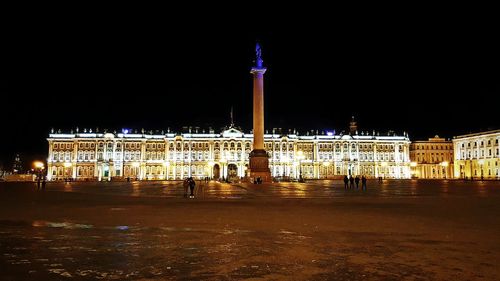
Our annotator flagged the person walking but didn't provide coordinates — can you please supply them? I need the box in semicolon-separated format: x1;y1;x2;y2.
36;176;41;190
355;176;360;189
361;175;367;191
42;176;47;190
189;177;196;198
343;175;349;189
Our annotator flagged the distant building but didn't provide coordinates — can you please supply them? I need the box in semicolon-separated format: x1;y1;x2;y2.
46;123;411;181
410;136;454;179
453;129;500;180
12;154;22;174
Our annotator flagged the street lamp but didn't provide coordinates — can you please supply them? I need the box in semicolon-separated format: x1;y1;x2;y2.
34;161;44;169
33;161;45;181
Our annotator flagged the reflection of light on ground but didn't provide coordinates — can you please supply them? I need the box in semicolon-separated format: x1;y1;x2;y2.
64;182;73;192
477;181;488;196
132;182;141;197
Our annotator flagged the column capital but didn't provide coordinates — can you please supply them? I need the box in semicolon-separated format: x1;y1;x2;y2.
250;67;267;74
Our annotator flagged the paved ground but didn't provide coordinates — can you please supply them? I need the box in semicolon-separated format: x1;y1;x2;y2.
0;179;499;280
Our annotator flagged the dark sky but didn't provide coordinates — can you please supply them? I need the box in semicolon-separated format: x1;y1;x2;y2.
1;9;499;169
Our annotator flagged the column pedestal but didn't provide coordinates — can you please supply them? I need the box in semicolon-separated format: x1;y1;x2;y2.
249;149;271;183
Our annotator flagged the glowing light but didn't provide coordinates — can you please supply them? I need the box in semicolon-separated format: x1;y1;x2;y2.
34;161;44;169
440;161;449;167
297;150;305;160
327;131;333;136
478;159;485;165
63;162;72;168
381;162;388;167
132;162;140;167
208;161;215;167
410;162;417;167
163;161;170;167
122;129;130;134
322;161;331;167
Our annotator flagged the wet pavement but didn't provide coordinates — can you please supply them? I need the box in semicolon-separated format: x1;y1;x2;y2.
1;179;499;280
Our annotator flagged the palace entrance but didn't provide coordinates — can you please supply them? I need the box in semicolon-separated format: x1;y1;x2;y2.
227;164;239;183
213;164;220;180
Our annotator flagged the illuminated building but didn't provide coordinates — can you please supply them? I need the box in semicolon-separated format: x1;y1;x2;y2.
453;129;500;179
46;121;411;181
409;136;454;179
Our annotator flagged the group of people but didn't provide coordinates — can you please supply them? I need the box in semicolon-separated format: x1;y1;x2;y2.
36;176;47;190
343;175;367;190
183;177;197;198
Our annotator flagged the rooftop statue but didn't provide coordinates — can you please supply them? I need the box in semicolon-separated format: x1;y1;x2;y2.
255;42;263;68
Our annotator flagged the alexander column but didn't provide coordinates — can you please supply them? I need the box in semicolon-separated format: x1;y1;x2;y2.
248;43;271;183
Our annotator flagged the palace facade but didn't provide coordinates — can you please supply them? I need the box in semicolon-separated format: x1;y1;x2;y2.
453;129;500;179
409;136;454;179
46;125;411;181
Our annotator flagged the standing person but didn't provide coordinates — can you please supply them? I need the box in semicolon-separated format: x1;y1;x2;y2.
343;175;349;189
361;175;367;191
36;176;41;190
189;177;196;198
42;176;47;190
349;175;355;189
355;176;360;189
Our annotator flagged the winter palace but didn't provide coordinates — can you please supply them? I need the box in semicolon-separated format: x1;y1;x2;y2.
46;119;411;181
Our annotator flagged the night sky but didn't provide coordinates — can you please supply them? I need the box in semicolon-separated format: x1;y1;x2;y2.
1;10;499;170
